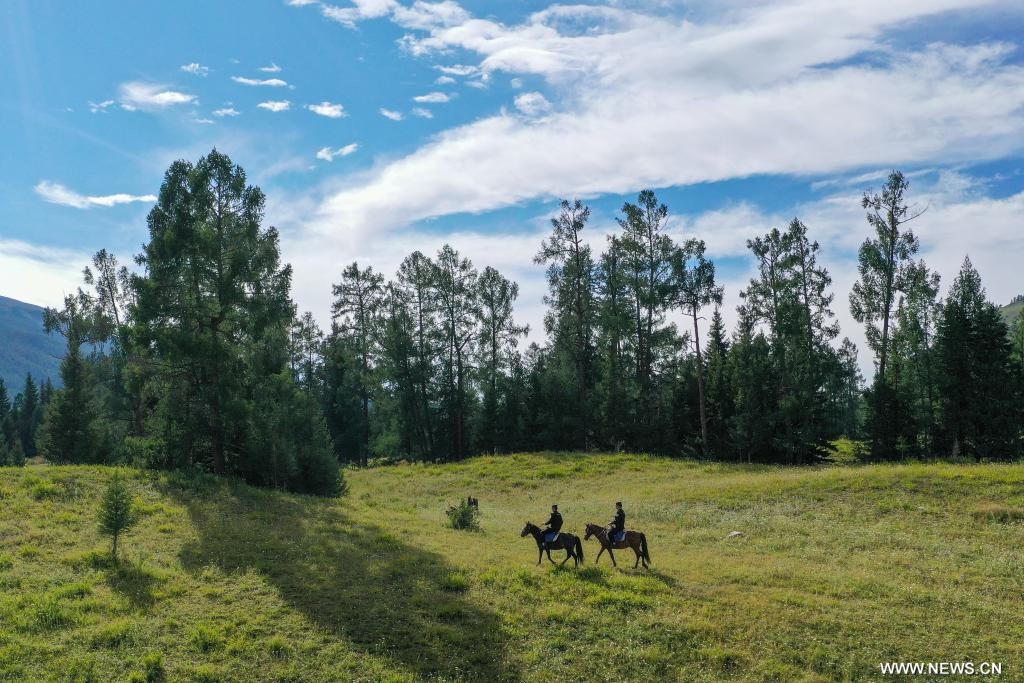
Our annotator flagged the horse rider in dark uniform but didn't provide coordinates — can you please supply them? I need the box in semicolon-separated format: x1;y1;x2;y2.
608;501;625;545
541;504;563;548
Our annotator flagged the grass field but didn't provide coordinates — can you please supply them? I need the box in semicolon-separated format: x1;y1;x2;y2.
2;453;1024;682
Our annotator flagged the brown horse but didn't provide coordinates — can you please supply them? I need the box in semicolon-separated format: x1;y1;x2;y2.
521;522;584;567
584;522;651;569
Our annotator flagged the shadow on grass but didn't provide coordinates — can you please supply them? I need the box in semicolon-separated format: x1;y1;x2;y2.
107;561;159;609
164;479;518;682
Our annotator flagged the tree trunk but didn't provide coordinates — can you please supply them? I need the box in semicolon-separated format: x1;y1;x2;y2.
692;307;709;456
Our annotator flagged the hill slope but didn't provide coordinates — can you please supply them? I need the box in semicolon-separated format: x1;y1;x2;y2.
1002;298;1023;326
1;454;1023;681
0;295;63;391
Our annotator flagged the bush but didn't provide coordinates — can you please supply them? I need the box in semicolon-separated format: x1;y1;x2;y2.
98;474;137;561
445;499;480;531
118;437;168;469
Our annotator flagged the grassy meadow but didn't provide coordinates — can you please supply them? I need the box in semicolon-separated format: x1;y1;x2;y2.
1;453;1023;681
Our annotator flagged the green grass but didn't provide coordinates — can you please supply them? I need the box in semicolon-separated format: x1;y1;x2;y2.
1;454;1024;681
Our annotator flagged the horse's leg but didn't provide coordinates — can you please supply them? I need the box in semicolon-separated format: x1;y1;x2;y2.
561;548;570;566
608;547;617;567
595;545;604;564
546;548;556;564
633;545;641;569
537;546;543;565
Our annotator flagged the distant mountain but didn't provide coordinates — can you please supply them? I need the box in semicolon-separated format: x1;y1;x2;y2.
1001;295;1023;326
0;296;64;393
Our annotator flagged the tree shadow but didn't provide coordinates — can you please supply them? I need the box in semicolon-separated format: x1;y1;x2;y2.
163;480;518;682
106;561;160;609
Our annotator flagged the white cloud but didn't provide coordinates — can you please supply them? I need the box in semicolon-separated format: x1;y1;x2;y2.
0;240;95;308
257;100;292;112
232;76;289;87
299;3;1024;243
88;99;115;114
379;108;404;120
181;62;209;76
259;62;283;73
316;143;360;161
412;91;450;103
510;77;523;89
306;101;347;118
34;181;156;209
311;0;468;30
118;82;195;110
213;107;241;117
435;75;456;85
435;64;477;76
513;91;551;116
411;107;434;119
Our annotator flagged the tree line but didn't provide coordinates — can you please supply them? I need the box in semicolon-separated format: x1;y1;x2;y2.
3;152;1022;493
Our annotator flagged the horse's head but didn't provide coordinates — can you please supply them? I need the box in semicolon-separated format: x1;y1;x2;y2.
583;522;600;540
520;522;534;537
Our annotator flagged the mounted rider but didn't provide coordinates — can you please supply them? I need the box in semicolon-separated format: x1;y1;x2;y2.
607;501;625;545
541;504;563;548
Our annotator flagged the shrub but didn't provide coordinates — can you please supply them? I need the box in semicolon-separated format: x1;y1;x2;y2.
118;436;168;469
98;474;137;561
445;499;480;531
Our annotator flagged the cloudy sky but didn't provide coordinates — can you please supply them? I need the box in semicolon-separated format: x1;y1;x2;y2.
2;0;1023;376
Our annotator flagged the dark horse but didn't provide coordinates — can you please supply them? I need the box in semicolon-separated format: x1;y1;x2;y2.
521;522;584;567
584;522;651;569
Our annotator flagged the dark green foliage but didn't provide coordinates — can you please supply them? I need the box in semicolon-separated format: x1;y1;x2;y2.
445;499;481;531
934;258;1020;459
98;474;137;559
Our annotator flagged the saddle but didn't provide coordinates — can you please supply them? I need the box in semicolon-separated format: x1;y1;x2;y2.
610;530;626;543
543;531;560;544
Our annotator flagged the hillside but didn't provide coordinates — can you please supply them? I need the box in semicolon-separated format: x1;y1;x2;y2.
2;454;1023;681
1002;297;1024;326
0;295;63;391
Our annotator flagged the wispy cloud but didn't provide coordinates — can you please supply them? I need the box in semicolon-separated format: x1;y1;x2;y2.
259;62;282;73
412;91;450;103
181;62;209;76
379;108;403;121
257;100;291;112
88;99;115;114
34;180;156;209
316;143;359;161
118;82;195;111
411;107;433;119
302;2;1024;243
306;101;346;118
436;64;477;76
435;75;456;85
232;76;289;87
213;107;241;117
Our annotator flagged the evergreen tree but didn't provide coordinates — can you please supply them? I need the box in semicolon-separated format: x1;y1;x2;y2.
534;199;597;448
935;258;1020;459
849;170;925;457
38;291;110;463
433;245;479;460
672;239;722;455
617;190;680;450
17;374;41;458
331;263;384;466
98;473;136;561
475;266;527;455
396;251;440;459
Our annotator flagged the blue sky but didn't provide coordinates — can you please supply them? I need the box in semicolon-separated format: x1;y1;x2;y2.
3;0;1024;375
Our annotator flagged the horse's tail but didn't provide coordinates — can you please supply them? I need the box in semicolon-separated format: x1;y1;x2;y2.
575;536;584;564
640;533;651;564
